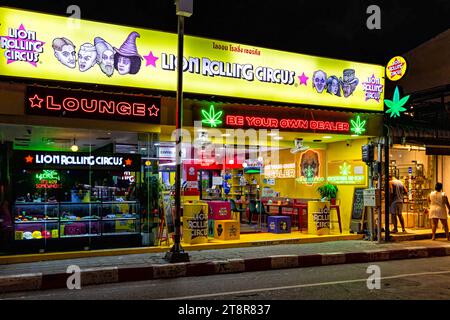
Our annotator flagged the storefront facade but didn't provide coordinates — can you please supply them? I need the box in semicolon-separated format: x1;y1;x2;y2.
0;7;385;254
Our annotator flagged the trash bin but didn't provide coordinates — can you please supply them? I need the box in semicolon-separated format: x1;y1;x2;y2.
182;201;209;244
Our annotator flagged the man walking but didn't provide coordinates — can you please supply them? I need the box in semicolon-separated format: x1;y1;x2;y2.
389;175;408;233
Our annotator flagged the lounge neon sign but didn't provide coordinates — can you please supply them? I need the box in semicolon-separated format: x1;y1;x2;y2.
226;115;349;132
26;87;161;124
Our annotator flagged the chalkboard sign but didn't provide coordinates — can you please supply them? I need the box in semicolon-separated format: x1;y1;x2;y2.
351;188;365;219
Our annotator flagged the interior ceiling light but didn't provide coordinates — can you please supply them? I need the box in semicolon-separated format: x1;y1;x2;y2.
70;137;79;152
290;138;309;154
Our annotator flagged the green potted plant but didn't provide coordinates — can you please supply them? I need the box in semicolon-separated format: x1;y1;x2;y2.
140;175;163;246
317;183;339;204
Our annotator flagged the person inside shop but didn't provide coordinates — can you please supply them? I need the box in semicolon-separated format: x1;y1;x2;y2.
427;182;450;241
0;200;12;250
389;175;408;233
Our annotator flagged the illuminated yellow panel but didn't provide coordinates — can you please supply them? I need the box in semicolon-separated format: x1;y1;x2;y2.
0;7;385;111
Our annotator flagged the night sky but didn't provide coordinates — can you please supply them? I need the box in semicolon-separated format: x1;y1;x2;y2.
1;0;449;65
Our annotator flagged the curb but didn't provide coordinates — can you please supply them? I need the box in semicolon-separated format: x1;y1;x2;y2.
1;244;450;294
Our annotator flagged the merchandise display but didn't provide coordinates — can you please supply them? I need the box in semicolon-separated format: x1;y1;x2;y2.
13;201;140;240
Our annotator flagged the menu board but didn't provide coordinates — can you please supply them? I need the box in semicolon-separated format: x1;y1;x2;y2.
351;188;365;219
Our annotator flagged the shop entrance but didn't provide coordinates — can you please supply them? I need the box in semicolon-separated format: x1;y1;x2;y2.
0;124;160;254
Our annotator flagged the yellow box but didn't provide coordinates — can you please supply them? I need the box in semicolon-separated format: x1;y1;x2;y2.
182;201;209;244
51;229;59;238
214;220;240;241
308;201;330;236
15;231;24;240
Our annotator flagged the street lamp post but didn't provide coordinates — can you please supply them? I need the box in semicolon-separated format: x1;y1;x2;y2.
165;0;193;263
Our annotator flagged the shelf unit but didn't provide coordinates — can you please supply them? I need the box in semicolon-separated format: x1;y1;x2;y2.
13;201;141;241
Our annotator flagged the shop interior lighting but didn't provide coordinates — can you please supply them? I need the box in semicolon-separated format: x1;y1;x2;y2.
274;136;283;140
322;136;333;139
221;133;231;137
70;137;79;152
267;132;278;136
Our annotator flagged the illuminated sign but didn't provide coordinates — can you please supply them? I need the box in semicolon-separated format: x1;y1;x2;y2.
327;161;367;185
26;86;160;123
362;74;383;102
226;115;349;132
264;163;296;179
296;149;325;186
385;86;410;118
201;105;223;127
386;56;407;81
0;7;384;111
35;169;60;181
16;151;140;171
35;170;61;189
350;116;366;135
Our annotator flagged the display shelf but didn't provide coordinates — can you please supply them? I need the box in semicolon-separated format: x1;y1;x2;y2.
13;201;141;242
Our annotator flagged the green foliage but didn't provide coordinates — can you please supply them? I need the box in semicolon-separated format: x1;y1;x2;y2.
317;183;339;200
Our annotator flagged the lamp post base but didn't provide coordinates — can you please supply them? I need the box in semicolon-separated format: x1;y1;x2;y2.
164;250;190;263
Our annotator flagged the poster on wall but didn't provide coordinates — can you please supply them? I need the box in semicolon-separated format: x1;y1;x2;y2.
0;7;384;111
327;160;367;185
295;149;326;186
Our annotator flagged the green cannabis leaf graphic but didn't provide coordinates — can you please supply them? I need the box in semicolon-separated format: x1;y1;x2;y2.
201;105;223;127
385;86;410;118
350;116;366;135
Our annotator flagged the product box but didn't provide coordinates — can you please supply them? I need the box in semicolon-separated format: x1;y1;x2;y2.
214;220;240;241
182;201;209;244
207;201;231;220
267;216;291;234
15;231;24;240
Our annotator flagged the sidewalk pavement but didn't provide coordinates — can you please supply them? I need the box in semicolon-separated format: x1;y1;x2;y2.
1;237;450;294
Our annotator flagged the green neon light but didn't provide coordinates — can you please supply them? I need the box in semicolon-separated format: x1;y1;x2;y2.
35;170;60;182
385;86;410;118
350;116;366;135
201;105;223;127
339;162;351;176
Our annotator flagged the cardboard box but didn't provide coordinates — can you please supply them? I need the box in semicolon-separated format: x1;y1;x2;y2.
207;201;231;220
267;216;291;233
214;220;240;240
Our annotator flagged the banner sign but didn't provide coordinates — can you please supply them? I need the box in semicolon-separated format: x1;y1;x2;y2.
26;86;160;123
327;160;367;185
0;7;384;111
15;150;141;171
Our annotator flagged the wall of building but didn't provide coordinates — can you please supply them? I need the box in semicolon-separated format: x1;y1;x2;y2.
326;138;368;233
398;29;450;95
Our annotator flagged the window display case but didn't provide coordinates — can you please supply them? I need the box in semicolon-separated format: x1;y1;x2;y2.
12;201;141;251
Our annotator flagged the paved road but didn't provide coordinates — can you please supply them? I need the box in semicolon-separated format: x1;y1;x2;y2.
1;256;449;300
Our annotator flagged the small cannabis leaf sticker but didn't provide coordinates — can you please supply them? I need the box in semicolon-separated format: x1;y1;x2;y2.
201;105;223;127
350;116;366;135
385;86;410;118
339;162;351;176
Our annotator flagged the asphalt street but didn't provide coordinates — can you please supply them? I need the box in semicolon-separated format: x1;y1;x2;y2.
1;256;449;300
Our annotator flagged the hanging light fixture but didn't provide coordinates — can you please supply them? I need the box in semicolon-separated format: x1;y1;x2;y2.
71;137;79;152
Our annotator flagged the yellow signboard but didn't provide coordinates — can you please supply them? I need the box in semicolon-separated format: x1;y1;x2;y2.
327;160;367;185
386;56;407;81
0;7;385;111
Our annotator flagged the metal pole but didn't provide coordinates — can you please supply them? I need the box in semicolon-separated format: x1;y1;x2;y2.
368;157;374;241
377;144;382;243
165;13;189;262
384;125;391;242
